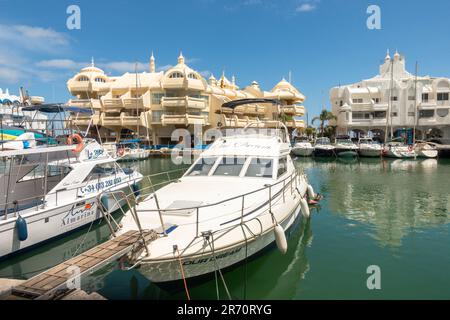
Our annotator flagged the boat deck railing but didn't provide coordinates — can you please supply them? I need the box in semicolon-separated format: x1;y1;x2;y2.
112;167;305;244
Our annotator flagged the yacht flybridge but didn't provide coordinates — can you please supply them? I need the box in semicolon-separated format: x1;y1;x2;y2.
113;99;317;283
0;104;143;259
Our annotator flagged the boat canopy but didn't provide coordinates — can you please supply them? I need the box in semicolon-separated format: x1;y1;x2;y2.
221;98;281;110
21;104;93;115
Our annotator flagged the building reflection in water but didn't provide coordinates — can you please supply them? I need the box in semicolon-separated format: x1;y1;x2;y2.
295;158;450;247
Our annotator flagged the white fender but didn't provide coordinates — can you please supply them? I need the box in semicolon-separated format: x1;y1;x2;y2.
307;185;316;199
300;197;310;218
274;224;288;254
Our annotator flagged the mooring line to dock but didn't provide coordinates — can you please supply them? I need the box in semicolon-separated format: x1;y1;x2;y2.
174;245;191;300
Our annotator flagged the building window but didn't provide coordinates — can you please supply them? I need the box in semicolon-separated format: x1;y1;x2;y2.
94;77;106;83
151;93;165;104
152;110;163;122
352;112;371;119
77;76;89;82
168;72;184;79
408;95;416;101
373;111;386;119
373;98;380;103
422;93;429;102
187;73;198;80
391;112;398;117
390;96;398;101
437;93;449;101
352;98;363;104
436;109;449;117
419;110;434;118
339;100;343;107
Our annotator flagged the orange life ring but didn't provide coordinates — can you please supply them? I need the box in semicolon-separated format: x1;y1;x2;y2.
117;148;125;157
67;134;84;153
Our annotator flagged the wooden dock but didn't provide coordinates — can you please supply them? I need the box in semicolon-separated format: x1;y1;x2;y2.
5;230;157;300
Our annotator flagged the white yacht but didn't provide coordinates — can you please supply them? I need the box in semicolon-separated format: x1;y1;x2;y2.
292;137;314;157
116;141;149;161
382;141;416;158
0;106;143;259
313;137;336;157
333;136;359;158
114;100;316;283
358;137;382;157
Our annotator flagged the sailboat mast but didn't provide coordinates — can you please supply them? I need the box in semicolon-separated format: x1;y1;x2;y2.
413;61;418;145
384;59;393;144
389;59;394;139
135;62;139;141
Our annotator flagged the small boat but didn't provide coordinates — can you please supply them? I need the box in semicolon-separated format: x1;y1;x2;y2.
116;141;149;161
113;99;316;283
313;137;336;157
292;137;314;157
414;141;438;158
358;137;382;157
334;135;358;158
382;141;416;158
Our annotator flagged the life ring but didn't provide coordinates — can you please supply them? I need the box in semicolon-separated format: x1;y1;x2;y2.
408;145;413;152
67;134;84;153
117;148;125;157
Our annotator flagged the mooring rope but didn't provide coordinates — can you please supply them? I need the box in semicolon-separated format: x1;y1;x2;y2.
174;245;191;300
205;233;232;300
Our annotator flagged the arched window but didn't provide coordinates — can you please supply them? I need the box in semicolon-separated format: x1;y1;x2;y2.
187;73;198;80
437;109;449;118
168;72;184;79
94;77;106;83
77;76;90;82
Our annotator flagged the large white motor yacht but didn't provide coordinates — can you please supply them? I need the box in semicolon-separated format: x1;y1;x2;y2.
116;101;316;283
292;137;314;157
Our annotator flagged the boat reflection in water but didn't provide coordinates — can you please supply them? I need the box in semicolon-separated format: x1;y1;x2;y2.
295;157;449;248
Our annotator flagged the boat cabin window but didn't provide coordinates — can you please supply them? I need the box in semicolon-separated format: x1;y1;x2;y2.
245;158;273;178
83;163;119;182
18;164;71;182
277;157;288;178
186;157;218;176
213;157;246;177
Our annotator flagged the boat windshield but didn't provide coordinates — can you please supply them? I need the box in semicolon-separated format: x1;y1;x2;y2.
213;157;246;177
336;139;353;145
315;138;330;145
245;158;273;178
186;157;218;176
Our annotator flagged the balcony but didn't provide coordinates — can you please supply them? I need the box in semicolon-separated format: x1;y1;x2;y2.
101;97;123;112
72;114;100;127
285;119;306;129
163;78;205;91
100;114;122;127
419;100;436;109
161;114;207;126
161;96;207;110
282;105;305;116
373;103;388;111
122;97;144;109
68;80;91;92
243;105;266;115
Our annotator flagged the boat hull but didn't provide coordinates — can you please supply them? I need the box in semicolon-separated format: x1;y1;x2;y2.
0;190;128;260
137;202;303;283
335;148;358;158
313;147;335;157
358;148;381;157
292;147;314;157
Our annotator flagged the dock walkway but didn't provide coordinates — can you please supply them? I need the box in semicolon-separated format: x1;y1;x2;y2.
5;230;156;300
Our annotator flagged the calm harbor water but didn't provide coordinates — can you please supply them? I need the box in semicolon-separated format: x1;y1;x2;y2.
1;157;449;299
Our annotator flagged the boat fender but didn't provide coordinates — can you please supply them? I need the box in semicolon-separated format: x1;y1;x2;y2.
308;199;318;206
100;195;109;211
307;185;316;199
300;198;310;218
274;224;288;254
16;215;28;241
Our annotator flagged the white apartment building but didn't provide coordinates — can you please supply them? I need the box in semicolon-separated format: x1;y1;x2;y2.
330;51;450;142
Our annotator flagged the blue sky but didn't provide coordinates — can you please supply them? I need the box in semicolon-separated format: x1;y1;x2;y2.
1;0;450;121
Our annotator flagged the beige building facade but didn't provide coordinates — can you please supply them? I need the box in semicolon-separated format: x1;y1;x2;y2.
67;53;307;145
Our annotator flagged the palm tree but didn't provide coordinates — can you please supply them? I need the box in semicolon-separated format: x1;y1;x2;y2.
305;126;316;140
312;110;337;137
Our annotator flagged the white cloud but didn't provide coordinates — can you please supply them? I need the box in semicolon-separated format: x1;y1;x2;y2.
296;3;317;12
0;24;69;53
0;67;21;84
36;59;86;70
